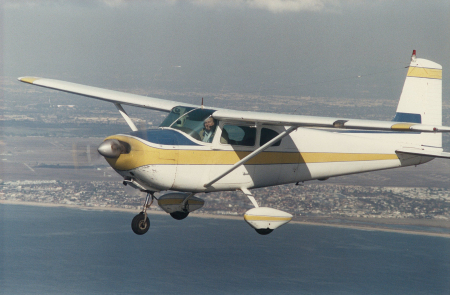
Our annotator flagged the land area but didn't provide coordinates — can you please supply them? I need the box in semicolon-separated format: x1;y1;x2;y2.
2;75;450;237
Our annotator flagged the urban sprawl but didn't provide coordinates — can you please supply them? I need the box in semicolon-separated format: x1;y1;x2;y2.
2;180;450;220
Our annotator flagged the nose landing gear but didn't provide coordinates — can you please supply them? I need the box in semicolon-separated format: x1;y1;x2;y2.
131;212;150;235
131;191;155;235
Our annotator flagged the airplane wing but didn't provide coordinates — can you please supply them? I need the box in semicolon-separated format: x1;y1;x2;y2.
212;109;450;133
19;76;450;132
18;77;196;112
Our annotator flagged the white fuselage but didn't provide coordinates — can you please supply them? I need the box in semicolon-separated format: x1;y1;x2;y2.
104;125;435;193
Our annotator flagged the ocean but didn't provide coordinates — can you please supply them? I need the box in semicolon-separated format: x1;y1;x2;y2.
1;204;449;295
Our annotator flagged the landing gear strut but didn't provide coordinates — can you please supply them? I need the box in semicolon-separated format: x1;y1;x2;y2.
131;191;155;235
169;193;192;220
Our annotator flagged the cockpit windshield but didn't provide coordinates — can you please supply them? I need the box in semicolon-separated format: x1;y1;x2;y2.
159;106;216;141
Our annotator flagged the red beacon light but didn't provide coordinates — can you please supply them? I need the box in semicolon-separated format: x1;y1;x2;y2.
411;50;417;62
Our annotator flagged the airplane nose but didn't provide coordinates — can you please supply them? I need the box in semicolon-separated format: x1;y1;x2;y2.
98;139;127;158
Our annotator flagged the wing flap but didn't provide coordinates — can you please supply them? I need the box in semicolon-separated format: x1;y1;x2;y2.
18;77;196;112
212;109;450;133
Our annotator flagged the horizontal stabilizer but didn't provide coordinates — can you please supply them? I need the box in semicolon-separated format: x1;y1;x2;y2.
396;148;450;159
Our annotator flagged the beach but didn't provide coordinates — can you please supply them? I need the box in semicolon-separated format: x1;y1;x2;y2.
2;199;450;238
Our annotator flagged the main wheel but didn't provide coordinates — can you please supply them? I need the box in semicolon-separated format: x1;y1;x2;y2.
255;228;273;235
170;211;189;220
131;212;150;235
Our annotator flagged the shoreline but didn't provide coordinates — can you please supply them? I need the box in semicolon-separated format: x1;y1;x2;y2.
2;200;450;238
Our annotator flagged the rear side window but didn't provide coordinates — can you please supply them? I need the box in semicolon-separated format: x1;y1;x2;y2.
260;128;281;146
222;125;256;146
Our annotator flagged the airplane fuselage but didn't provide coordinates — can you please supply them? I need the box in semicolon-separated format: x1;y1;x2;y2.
104;126;434;193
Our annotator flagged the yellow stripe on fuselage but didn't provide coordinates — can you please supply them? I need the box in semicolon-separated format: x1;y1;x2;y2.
244;215;292;221
104;135;399;171
407;67;442;79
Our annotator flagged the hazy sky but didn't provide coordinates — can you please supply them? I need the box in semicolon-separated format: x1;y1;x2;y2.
3;0;450;101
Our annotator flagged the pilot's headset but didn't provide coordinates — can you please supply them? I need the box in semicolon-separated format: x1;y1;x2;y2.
203;116;217;130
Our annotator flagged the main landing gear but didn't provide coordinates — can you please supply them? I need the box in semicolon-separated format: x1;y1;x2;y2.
158;192;204;221
131;191;154;235
170;211;189;220
241;188;293;235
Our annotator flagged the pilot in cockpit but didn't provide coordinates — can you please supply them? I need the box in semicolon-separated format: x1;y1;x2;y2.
200;117;216;143
200;117;229;143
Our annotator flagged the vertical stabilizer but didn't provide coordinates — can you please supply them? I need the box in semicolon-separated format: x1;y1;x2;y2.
394;51;443;148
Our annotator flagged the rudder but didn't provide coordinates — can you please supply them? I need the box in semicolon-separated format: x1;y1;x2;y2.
394;51;443;148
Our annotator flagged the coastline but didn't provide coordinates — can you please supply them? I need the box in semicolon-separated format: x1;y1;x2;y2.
2;200;450;238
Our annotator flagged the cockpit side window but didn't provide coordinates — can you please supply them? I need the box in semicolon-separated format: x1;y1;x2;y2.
159;106;215;141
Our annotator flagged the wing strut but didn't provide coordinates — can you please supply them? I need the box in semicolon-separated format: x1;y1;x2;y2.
115;103;138;132
204;126;297;187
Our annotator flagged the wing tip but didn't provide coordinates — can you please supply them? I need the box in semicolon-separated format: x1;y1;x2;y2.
18;77;41;84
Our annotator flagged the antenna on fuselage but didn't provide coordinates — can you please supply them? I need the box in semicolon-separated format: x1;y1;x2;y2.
201;97;204;109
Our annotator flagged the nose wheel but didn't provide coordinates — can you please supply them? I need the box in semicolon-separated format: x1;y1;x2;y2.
131;212;150;235
131;192;155;235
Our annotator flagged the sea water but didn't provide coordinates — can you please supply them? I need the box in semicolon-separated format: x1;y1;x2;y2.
1;204;449;295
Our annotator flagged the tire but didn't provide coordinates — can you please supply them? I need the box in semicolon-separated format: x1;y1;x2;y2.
131;212;150;235
170;211;189;220
255;228;273;235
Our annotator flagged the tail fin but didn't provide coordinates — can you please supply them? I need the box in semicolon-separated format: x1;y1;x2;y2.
394;50;443;148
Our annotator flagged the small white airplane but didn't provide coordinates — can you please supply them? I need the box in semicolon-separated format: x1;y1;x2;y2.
19;51;450;235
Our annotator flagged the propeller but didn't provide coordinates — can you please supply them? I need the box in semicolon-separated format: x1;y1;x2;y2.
71;142;102;168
